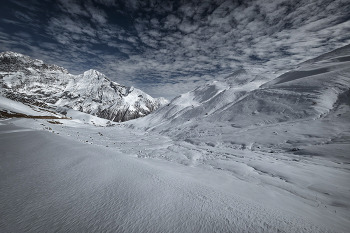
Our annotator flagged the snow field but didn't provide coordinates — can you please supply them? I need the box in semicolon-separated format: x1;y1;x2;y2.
4;116;350;232
0;120;333;232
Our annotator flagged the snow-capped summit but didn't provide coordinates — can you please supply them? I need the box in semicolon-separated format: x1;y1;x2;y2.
0;51;69;74
0;51;168;122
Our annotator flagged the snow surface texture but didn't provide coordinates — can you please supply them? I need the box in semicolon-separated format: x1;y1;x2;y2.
0;51;169;122
0;45;349;232
0;118;337;233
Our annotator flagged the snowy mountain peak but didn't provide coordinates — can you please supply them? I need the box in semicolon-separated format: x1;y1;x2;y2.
0;51;68;74
0;52;167;122
0;51;26;58
83;69;103;77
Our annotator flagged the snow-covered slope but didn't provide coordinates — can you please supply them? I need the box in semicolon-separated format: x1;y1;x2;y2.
132;69;266;130
0;95;63;118
0;119;333;233
131;44;350;130
121;44;350;232
0;51;168;122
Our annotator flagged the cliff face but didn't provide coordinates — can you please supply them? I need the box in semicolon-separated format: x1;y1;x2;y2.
0;52;168;122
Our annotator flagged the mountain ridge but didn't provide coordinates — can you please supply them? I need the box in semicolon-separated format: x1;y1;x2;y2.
130;44;350;133
0;51;168;122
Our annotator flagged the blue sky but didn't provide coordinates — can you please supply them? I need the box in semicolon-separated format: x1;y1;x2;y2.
1;0;350;100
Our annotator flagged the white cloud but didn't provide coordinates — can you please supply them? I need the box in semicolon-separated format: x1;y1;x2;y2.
57;0;89;17
85;2;108;24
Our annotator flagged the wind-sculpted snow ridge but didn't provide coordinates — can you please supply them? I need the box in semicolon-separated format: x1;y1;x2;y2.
0;52;168;122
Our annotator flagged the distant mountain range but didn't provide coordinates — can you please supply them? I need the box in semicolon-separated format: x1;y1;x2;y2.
0;51;168;122
1;44;349;126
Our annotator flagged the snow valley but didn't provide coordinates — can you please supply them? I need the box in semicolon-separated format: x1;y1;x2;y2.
1;44;350;232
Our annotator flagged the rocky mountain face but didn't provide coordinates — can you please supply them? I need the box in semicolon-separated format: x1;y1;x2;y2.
0;51;168;122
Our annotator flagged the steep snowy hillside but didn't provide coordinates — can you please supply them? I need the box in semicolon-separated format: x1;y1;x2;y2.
132;44;350;130
132;69;266;130
0;52;168;122
128;43;350;174
0;95;64;119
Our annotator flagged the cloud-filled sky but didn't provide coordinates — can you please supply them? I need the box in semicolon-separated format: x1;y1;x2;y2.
1;0;350;100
